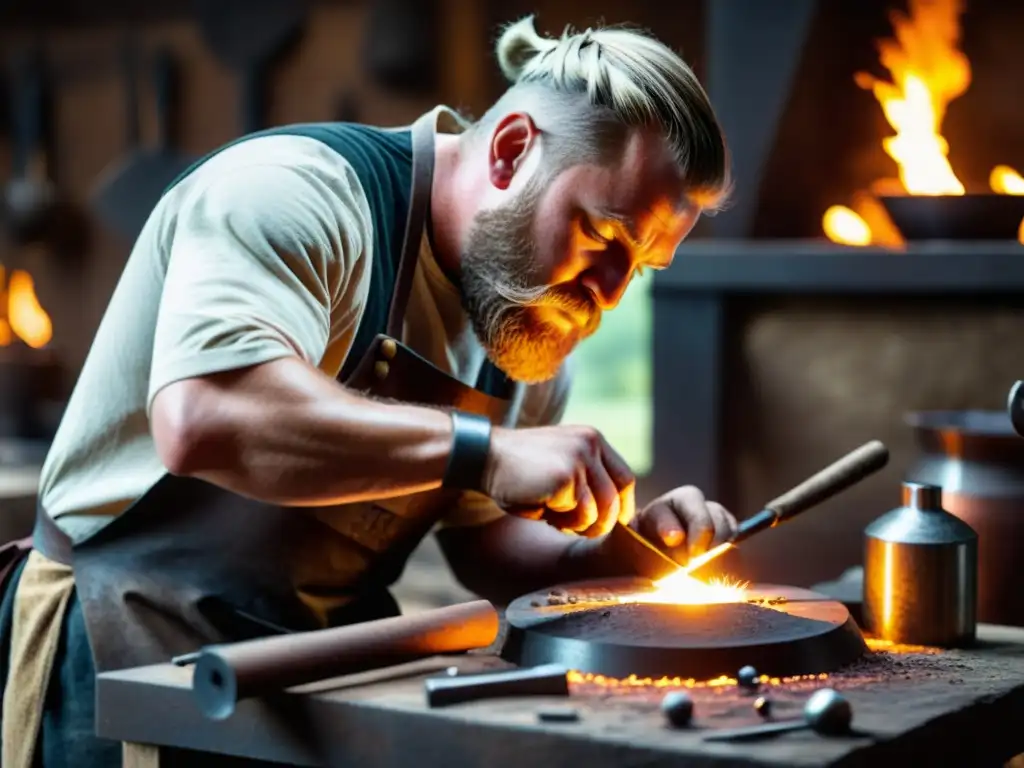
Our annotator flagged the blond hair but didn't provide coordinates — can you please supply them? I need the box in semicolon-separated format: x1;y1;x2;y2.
472;16;730;210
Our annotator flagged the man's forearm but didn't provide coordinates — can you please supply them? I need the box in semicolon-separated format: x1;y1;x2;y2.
437;515;626;604
151;356;456;506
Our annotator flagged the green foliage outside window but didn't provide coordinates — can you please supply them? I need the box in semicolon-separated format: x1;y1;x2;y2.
560;272;653;475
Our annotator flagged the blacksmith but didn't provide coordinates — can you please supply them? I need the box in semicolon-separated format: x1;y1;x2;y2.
0;16;733;766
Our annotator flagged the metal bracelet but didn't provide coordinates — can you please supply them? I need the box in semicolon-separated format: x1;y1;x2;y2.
442;411;492;492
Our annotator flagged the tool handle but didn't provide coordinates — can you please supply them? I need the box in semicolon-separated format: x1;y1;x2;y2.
424;664;569;708
192;599;499;720
764;440;889;522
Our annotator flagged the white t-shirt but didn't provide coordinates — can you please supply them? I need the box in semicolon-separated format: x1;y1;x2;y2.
38;108;572;544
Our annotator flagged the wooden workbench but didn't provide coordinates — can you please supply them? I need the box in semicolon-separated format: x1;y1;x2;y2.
98;623;1024;767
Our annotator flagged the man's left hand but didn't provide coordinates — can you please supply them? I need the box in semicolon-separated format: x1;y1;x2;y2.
632;486;738;564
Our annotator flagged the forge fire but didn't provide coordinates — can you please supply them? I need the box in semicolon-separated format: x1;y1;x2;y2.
822;0;1024;246
0;264;52;350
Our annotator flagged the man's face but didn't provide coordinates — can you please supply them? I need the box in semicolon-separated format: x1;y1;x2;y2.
460;117;700;384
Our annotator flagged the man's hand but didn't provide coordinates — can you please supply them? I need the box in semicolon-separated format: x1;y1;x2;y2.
483;424;635;539
633;486;738;563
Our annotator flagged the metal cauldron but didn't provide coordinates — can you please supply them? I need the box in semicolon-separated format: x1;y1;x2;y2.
905;408;1024;626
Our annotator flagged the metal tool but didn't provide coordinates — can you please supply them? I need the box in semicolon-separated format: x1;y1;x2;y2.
603;522;683;582
863;481;977;647
362;0;439;94
683;440;890;576
193;0;307;134
2;47;56;245
91;45;197;242
702;688;852;742
424;663;569;708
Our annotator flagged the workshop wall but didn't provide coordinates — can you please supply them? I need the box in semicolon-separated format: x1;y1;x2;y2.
0;0;703;394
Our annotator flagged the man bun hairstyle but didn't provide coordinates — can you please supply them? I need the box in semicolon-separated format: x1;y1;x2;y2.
480;16;730;210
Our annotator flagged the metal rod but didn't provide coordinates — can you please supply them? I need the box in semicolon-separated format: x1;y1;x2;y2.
683;441;889;575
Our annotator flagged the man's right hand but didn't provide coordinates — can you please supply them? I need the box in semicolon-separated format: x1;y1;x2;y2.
482;425;636;539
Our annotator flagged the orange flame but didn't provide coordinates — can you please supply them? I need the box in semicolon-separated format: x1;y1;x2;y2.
569;670;829;689
823;205;873;246
822;0;1024;245
991;165;1024;195
854;0;970;197
0;265;53;349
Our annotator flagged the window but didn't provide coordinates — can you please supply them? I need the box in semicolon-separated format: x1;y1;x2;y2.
561;272;653;475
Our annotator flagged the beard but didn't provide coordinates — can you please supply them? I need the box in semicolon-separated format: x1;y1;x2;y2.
458;181;602;384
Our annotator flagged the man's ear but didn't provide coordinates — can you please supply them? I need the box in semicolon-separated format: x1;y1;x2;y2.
488;112;539;190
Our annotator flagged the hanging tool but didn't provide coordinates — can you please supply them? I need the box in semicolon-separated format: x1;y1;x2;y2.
193;0;307;135
91;45;197;243
2;46;56;246
362;0;439;94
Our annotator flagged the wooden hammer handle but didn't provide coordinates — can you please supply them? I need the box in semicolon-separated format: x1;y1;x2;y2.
766;440;889;521
192;599;500;720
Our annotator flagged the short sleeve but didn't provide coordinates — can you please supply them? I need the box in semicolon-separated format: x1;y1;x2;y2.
148;159;366;408
439;358;575;529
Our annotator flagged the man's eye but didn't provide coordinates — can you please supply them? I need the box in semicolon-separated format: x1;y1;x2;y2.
582;218;612;244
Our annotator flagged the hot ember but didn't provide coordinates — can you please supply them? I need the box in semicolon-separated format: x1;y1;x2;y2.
822;0;1024;246
568;637;943;697
616;570;749;606
0;264;52;349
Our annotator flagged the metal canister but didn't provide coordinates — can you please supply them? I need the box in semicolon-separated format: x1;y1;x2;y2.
863;481;977;647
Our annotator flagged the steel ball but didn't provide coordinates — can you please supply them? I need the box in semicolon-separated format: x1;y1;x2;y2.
803;688;853;735
661;690;694;728
737;665;760;690
754;695;772;718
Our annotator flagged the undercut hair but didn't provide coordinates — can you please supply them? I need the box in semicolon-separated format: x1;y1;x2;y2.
469;16;731;210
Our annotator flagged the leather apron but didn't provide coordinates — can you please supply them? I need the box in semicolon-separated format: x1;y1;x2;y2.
30;109;517;674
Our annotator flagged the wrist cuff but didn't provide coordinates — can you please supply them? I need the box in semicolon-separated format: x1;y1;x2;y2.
442;411;492;492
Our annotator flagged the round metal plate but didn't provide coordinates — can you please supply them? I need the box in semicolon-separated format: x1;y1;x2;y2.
502;578;867;680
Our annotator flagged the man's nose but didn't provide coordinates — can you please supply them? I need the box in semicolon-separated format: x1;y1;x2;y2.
579;263;631;310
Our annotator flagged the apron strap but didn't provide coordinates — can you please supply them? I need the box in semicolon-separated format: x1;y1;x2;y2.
385;111;438;339
31;505;73;567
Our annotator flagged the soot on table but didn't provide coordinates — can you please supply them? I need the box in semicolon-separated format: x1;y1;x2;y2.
534;602;837;648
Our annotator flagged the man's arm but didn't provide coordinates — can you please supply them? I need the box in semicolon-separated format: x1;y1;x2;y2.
435;357;622;602
436;515;622;604
152;358;456;505
148;151;456;506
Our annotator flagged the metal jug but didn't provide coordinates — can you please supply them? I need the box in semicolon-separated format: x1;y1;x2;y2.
863;482;977;648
